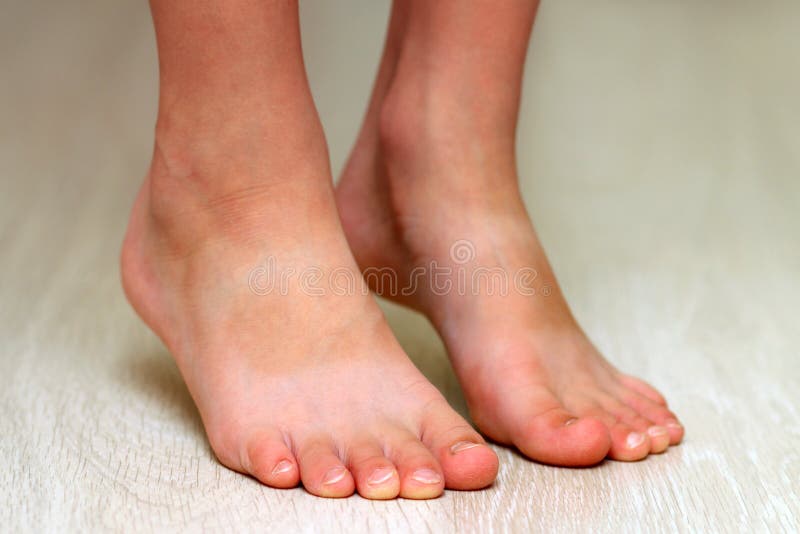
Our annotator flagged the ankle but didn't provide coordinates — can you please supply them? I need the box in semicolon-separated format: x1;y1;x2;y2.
378;72;517;162
375;75;522;215
153;96;327;174
145;109;332;242
153;100;329;185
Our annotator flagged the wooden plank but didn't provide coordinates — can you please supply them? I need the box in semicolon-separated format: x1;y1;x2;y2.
1;0;798;531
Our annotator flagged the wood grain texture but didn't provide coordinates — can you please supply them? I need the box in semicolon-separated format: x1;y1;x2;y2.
1;0;798;532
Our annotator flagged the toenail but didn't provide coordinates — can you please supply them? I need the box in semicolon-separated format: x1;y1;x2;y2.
647;426;668;438
272;459;294;476
411;468;442;485
322;467;348;485
626;432;646;449
666;420;683;430
367;467;395;486
450;441;481;454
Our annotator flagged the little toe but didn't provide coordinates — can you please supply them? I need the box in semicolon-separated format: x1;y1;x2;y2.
296;438;355;498
242;432;299;489
607;423;650;461
386;431;445;500
421;407;498;490
621;391;684;445
346;439;399;500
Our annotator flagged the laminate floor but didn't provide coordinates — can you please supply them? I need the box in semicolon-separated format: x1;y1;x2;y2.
1;1;798;532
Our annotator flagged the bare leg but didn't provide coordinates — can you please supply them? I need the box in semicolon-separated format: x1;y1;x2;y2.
121;0;498;499
338;0;684;465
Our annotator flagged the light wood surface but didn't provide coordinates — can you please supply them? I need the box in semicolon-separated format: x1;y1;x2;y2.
1;1;798;532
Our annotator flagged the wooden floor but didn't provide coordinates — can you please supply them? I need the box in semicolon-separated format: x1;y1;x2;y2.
2;0;798;531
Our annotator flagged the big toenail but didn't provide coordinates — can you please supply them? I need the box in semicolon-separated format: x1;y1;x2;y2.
322;467;347;485
272;459;293;475
450;441;481;454
626;432;646;449
411;469;442;485
647;426;668;438
367;467;395;486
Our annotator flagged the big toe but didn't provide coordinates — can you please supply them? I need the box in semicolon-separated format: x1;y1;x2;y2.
422;404;499;490
513;406;612;466
497;385;612;465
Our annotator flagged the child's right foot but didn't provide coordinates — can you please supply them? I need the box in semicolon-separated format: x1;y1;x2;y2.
120;116;498;500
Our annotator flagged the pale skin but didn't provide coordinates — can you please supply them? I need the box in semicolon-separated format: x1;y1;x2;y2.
122;0;684;500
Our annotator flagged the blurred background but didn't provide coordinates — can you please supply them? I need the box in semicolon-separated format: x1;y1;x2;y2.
1;1;798;531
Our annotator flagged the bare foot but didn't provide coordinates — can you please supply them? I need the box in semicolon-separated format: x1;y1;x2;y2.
337;83;684;466
121;117;498;499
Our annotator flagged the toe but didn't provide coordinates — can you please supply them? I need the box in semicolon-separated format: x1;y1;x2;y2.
346;439;399;500
385;430;445;500
617;374;668;406
295;437;355;498
601;398;670;454
621;391;684;445
242;431;299;489
523;410;611;466
421;405;498;490
645;425;671;453
607;423;650;461
507;388;611;466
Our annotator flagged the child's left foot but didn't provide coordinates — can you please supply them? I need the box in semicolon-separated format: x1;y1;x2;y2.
337;89;684;466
